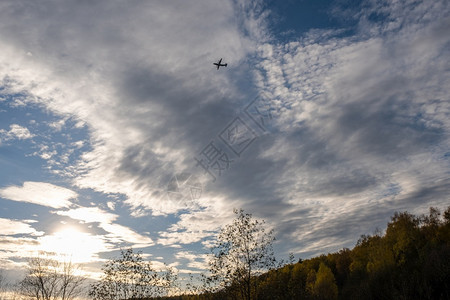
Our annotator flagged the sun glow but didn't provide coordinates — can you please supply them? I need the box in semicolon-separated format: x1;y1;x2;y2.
38;226;109;263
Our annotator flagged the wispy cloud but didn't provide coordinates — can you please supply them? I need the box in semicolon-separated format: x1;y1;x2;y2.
101;223;154;248
0;182;77;209
55;207;116;225
0;218;43;236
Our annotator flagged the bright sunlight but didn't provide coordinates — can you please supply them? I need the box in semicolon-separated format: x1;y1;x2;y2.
38;226;109;263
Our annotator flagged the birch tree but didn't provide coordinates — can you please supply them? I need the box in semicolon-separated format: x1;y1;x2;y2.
208;209;276;300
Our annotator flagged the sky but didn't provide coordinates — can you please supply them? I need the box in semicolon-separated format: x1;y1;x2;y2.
0;0;449;285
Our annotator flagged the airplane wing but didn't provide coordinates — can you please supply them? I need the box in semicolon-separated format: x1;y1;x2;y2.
213;59;223;69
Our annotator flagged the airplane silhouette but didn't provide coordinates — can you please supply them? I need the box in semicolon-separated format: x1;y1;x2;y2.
213;58;227;70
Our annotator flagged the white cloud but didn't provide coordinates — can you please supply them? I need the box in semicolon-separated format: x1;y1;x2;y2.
71;140;84;148
0;182;77;208
106;201;115;211
101;223;154;248
48;119;66;131
157;201;235;247
8;124;34;139
0;124;34;141
0;218;43;236
174;251;208;271
55;206;117;224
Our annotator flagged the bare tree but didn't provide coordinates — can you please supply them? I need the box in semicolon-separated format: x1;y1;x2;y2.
0;271;7;300
19;254;86;300
208;209;276;300
89;248;177;300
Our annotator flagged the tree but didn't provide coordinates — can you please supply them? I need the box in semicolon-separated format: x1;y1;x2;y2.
19;254;86;300
312;263;338;300
89;248;176;300
208;209;276;300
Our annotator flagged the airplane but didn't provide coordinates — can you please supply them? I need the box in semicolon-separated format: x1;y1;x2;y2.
213;58;227;70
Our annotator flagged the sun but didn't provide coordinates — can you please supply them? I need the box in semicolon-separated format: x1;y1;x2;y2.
38;226;108;263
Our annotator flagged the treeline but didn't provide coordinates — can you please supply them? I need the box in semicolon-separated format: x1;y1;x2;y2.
157;206;450;300
3;207;449;300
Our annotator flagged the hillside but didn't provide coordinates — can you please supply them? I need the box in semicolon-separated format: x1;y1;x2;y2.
156;206;450;300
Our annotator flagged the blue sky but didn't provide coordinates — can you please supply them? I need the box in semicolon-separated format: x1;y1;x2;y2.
0;0;449;285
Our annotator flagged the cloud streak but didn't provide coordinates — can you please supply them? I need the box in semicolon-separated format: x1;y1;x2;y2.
0;218;43;236
0;182;77;209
